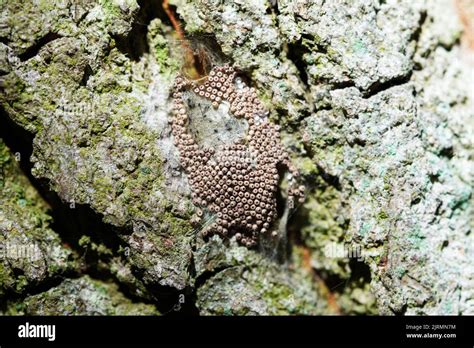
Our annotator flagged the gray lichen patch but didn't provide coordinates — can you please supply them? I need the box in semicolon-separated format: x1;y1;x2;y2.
278;0;421;92
304;36;472;317
305;70;472;314
7;275;159;315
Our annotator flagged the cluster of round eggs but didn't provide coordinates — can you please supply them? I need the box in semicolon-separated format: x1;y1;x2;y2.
171;65;304;247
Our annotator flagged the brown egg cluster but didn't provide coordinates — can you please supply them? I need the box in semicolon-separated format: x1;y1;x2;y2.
171;65;304;247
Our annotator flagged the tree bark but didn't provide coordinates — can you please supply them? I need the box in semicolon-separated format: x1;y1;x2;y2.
0;0;472;315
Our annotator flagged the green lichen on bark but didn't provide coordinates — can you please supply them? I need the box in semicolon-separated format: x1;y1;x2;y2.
1;0;195;297
194;237;324;315
6;275;159;315
0;0;473;315
0;138;76;298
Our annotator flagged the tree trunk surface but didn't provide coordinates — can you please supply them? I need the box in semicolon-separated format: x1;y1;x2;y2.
0;0;473;315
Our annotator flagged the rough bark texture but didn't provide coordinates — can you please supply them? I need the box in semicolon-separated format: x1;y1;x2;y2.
0;0;472;315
